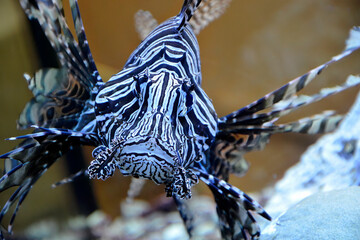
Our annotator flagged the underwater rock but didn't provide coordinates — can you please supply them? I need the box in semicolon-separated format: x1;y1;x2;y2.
264;86;360;218
260;187;360;240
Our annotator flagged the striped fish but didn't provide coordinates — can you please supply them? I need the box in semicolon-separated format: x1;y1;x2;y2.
1;1;360;239
127;0;233;204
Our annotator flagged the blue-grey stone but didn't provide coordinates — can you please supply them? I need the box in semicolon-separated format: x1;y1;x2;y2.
261;187;360;240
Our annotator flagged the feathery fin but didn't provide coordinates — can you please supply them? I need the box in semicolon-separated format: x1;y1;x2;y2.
0;0;102;236
197;169;270;239
178;0;203;32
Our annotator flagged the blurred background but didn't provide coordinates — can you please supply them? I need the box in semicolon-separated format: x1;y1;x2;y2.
0;0;360;232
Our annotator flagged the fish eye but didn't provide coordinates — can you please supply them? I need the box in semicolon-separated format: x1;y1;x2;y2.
185;91;193;108
132;74;147;99
181;82;194;112
135;79;141;95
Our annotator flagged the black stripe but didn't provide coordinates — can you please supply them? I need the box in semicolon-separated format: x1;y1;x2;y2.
296;73;308;92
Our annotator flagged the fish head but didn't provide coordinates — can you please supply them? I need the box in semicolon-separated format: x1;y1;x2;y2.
91;71;217;198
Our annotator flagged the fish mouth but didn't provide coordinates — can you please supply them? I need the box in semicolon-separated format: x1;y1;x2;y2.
117;136;177;184
88;135;199;198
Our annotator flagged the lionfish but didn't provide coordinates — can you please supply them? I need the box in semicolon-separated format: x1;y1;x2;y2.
1;0;360;239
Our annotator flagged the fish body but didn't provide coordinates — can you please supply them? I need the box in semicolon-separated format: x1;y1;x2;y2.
88;1;217;199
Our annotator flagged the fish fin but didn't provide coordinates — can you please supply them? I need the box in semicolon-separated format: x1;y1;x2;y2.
198;170;270;239
18;70;90;130
275;111;343;134
69;0;102;84
211;28;360;179
0;128;97;234
173;195;194;237
18;0;102;131
220;74;360;130
177;0;203;32
221;28;360;122
212;75;360;177
1;1;101;234
51;169;86;188
0;178;33;236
